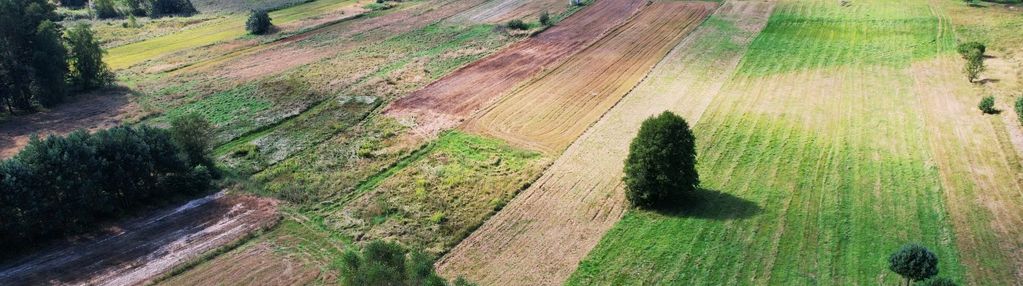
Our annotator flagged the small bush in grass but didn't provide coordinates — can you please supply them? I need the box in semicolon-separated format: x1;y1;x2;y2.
1015;96;1023;125
623;111;699;209
964;49;985;83
246;10;272;35
918;277;958;286
979;96;996;114
337;240;468;285
92;0;119;18
889;244;939;285
506;19;529;30
539;11;551;26
957;42;985;59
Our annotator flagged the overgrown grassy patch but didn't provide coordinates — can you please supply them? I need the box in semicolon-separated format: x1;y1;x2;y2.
325;131;547;254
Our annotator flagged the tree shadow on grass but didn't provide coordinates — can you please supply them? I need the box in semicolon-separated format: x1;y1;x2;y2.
652;188;762;221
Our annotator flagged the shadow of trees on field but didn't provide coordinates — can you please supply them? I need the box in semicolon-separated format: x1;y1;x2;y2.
652;188;762;221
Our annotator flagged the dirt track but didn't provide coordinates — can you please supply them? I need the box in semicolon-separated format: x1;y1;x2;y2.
0;193;279;286
462;1;716;153
0;91;137;159
436;1;774;284
447;0;567;24
383;0;647;135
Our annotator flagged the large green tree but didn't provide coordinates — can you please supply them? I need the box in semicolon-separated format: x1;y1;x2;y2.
0;0;67;112
623;111;699;208
66;23;111;92
889;244;939;286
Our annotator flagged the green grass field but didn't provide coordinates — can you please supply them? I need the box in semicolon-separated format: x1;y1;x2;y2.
568;0;977;284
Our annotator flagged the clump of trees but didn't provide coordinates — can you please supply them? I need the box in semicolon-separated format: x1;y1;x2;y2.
0;120;214;253
89;0;196;19
888;244;957;286
246;10;273;35
958;42;986;83
623;111;699;209
506;19;529;30
978;96;996;114
337;240;474;286
0;0;110;112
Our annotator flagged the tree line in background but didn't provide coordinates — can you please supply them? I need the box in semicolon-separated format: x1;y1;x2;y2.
0;114;214;254
0;0;110;113
66;0;196;19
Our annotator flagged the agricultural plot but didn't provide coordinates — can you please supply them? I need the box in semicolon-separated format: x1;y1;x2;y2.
436;1;772;284
105;0;364;69
567;0;984;284
0;193;279;286
323;131;547;254
462;1;716;153
384;0;646;135
447;0;568;24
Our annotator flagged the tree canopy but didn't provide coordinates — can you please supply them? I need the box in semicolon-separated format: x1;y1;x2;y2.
623;111;700;209
888;244;939;285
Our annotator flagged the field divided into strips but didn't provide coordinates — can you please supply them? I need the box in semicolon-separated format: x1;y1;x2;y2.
436;1;771;285
105;0;363;69
447;0;568;24
462;1;716;153
912;56;1023;284
569;0;973;284
384;0;646;135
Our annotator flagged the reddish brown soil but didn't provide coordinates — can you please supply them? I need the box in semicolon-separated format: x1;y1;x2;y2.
0;91;138;159
0;193;280;286
383;0;647;135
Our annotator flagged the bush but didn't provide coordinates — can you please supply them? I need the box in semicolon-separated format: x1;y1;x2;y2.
93;0;120;18
1015;96;1023;125
979;96;996;114
66;23;112;91
956;42;985;59
337;240;466;286
169;112;214;167
964;49;985;83
623;111;699;209
0;125;212;253
918;277;958;286
506;19;529;30
889;244;939;285
146;0;197;17
246;10;272;35
59;0;86;8
539;10;551;26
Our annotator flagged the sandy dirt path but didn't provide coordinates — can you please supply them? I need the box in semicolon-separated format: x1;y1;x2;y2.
0;91;137;159
435;1;774;285
383;0;647;135
0;193;279;286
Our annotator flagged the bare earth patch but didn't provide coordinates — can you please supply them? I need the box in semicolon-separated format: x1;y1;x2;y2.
0;193;280;286
0;91;138;159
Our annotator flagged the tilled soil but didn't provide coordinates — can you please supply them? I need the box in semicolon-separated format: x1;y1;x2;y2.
0;91;137;160
0;193;279;286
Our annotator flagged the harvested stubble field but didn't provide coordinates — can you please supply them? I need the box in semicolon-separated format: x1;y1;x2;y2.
462;1;716;153
384;0;646;136
437;1;772;285
566;0;1023;284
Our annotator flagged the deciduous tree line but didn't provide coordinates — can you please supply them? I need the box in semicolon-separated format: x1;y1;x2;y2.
0;116;214;253
0;0;110;113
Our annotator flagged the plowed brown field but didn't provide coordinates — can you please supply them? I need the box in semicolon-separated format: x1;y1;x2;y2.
462;1;716;153
383;0;646;135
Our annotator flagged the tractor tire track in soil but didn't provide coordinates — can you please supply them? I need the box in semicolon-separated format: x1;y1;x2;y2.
434;2;770;285
383;0;647;136
462;1;715;153
0;193;280;286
